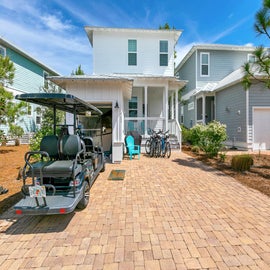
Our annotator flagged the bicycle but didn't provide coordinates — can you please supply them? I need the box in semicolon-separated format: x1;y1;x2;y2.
160;130;171;158
145;129;154;154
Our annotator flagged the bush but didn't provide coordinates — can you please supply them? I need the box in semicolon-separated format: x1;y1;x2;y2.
30;127;52;151
191;145;200;154
9;124;24;146
189;121;227;158
189;124;204;146
181;125;191;144
231;154;254;171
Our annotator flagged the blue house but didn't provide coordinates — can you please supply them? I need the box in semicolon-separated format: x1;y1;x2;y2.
0;38;60;137
175;44;270;150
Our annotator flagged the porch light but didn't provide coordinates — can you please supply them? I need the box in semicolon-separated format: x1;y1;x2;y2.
114;101;119;109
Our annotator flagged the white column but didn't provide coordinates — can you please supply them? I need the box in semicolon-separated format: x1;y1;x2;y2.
171;91;174;119
165;85;168;131
202;95;206;124
175;89;179;122
144;85;147;136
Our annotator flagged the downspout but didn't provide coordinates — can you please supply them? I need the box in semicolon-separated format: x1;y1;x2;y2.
246;88;249;149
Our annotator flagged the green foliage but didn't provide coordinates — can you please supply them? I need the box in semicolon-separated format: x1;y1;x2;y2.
181;125;190;143
9;124;24;138
29;128;52;151
0;130;6;145
189;121;227;157
191;145;200;154
34;77;65;147
231;154;254;171
242;0;270;90
71;65;85;75
219;152;227;163
189;124;204;146
0;55;15;84
9;124;24;146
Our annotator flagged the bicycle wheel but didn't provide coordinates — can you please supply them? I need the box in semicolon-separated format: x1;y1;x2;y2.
161;139;166;157
165;142;171;158
155;141;161;158
149;141;155;157
145;139;151;154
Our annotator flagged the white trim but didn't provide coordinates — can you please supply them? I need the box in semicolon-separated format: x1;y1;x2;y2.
252;106;270;150
0;45;6;56
246;89;249;143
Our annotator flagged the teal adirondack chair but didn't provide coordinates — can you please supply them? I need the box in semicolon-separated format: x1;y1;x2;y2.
126;135;140;160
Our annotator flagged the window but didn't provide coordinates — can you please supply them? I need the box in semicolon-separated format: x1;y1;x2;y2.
248;54;256;63
200;52;209;76
129;96;138;117
0;46;6;57
128;39;137;66
36;116;41;125
160;40;168;66
36;107;41;124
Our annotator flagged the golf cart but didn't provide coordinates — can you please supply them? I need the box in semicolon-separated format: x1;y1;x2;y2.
14;93;106;215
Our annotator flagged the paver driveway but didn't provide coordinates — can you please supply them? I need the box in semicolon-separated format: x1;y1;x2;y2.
0;152;269;269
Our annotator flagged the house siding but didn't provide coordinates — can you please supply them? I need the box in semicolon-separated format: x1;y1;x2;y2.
6;47;45;93
177;52;196;95
216;83;247;146
93;31;175;76
196;50;251;85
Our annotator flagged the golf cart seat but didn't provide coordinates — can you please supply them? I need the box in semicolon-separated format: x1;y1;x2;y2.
43;135;84;178
24;135;59;178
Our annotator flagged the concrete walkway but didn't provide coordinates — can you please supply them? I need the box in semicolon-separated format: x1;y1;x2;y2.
0;152;269;269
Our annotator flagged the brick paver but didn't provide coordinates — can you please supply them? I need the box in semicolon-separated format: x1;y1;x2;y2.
0;152;269;269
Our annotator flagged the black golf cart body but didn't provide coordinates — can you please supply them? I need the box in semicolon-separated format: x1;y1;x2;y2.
14;93;106;215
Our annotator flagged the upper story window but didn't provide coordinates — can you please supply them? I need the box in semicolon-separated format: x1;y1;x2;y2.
160;40;168;66
0;46;6;57
128;39;137;66
248;54;256;63
200;52;210;76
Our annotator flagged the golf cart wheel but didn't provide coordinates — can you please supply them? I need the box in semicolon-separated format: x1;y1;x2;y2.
77;181;90;209
101;161;106;172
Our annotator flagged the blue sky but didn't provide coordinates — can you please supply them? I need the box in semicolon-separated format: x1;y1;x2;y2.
0;0;266;75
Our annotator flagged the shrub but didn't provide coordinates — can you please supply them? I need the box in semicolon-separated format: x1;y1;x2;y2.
189;124;204;146
219;152;226;163
9;124;24;146
181;125;191;144
30;127;52;151
189;121;227;158
191;145;200;154
231;154;254;171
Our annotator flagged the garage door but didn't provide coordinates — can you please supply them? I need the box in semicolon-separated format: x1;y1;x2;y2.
253;108;270;150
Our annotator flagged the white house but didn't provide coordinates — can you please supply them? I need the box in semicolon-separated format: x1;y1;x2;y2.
50;27;186;162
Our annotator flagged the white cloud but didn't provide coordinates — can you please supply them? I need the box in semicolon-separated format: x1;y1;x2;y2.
41;14;73;32
208;16;250;43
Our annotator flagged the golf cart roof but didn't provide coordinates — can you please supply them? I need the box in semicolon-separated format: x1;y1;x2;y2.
15;93;103;116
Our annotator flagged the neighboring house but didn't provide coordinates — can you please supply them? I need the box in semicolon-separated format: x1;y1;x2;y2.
50;27;186;162
175;44;270;150
0;38;60;136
